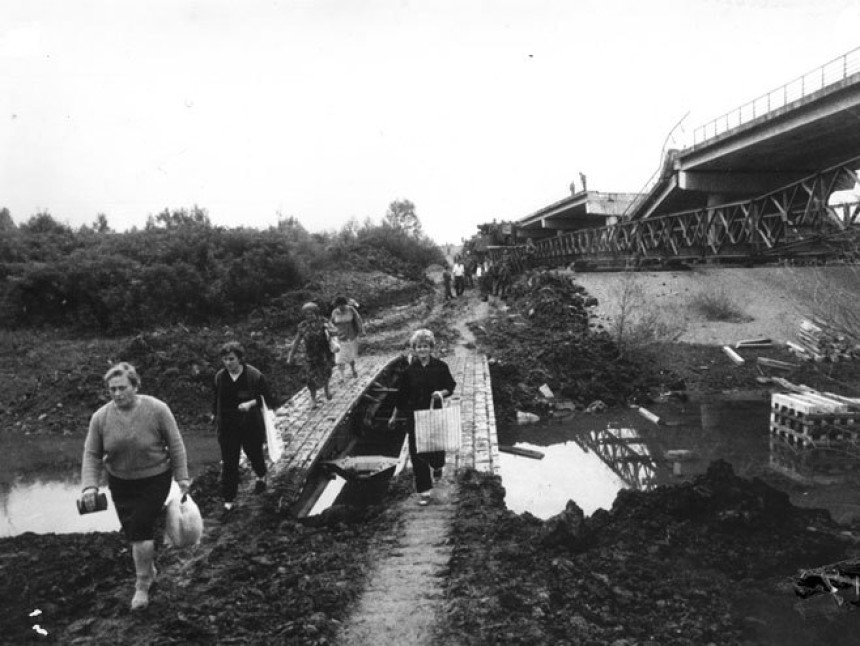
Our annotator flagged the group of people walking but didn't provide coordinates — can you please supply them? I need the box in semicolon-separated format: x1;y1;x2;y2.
443;253;516;301
78;294;456;611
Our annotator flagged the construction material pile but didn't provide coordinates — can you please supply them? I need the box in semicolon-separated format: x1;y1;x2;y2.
787;318;860;363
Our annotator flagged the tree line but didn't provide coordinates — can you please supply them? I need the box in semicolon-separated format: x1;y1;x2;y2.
0;200;444;333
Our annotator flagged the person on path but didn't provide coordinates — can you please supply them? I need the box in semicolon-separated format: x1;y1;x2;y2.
80;362;190;611
212;341;274;512
330;295;364;380
496;256;513;299
287;301;336;408
452;260;466;296
464;257;476;289
442;267;454;301
387;329;456;506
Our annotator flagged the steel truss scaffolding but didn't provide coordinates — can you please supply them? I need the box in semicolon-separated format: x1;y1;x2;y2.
504;156;860;267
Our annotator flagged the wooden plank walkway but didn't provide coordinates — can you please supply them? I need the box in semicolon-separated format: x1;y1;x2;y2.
268;350;499;508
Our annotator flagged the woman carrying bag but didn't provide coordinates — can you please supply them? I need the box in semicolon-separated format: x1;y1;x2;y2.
80;362;190;611
213;341;275;512
387;329;456;506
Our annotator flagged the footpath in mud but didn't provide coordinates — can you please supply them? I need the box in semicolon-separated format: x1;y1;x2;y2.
3;268;860;645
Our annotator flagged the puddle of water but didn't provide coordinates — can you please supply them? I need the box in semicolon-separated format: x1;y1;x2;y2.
0;433;221;537
499;399;860;523
500;442;626;519
500;399;860;643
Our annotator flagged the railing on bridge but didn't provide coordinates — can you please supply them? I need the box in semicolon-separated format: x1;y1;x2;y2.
501;156;860;267
693;46;860;146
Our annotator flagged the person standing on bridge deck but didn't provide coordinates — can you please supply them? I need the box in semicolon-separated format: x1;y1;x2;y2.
80;362;190;611
213;341;274;513
287;301;336;409
330;295;364;381
387;329;456;506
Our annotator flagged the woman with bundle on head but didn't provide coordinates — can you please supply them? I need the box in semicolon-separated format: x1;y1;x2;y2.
387;329;456;506
330;295;364;381
80;362;190;611
287;301;337;408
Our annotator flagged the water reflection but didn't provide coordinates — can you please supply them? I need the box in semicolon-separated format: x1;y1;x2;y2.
0;433;221;537
1;478;120;537
499;398;860;524
501;441;627;519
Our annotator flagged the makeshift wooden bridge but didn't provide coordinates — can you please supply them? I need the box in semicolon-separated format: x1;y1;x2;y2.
268;350;500;512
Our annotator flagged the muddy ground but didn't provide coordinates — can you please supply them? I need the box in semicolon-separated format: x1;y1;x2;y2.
2;265;860;645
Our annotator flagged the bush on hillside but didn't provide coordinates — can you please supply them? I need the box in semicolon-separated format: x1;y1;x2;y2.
0;209;445;333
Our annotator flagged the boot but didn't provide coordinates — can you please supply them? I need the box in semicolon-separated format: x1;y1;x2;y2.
130;541;156;610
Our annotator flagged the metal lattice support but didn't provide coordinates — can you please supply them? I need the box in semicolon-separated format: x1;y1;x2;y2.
528;155;860;266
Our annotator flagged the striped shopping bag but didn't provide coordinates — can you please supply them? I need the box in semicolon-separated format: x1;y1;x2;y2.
414;397;462;453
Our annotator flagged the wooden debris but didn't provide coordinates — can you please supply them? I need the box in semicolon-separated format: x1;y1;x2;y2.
516;411;540;424
722;345;745;365
665;449;695;462
539;384;555;399
756;357;798;371
735;338;773;348
499;445;545;460
790;318;859;363
637;407;661;425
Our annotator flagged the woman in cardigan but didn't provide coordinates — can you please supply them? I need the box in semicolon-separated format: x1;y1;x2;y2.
330;295;364;381
287;301;337;408
387;329;456;505
80;362;190;611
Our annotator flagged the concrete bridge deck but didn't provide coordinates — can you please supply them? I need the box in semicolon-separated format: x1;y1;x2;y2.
270;350;499;508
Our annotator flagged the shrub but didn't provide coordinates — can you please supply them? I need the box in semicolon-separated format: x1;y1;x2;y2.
690;286;752;322
608;271;685;357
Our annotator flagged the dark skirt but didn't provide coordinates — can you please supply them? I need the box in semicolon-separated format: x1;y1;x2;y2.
108;469;172;542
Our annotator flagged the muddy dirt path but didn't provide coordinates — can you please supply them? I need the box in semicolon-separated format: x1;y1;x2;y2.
334;280;487;645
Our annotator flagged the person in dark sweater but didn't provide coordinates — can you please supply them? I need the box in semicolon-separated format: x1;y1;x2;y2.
213;341;275;511
387;329;456;505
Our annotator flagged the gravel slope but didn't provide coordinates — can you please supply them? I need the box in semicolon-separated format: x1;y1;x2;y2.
572;264;859;346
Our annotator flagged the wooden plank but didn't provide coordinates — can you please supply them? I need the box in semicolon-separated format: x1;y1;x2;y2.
756;357;798;371
722;345;745;365
499;445;544;460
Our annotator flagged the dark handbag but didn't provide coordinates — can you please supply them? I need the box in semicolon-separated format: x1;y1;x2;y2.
77;492;108;515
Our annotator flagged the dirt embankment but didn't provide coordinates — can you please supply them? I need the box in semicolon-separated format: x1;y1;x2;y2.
574;264;860;346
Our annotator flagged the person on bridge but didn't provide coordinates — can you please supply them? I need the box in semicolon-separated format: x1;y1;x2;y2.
80;362;190;611
387;329;456;506
213;341;274;512
330;295;364;381
287;301;336;409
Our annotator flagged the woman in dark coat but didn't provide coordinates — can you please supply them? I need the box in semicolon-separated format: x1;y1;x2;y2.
213;341;274;511
388;329;456;505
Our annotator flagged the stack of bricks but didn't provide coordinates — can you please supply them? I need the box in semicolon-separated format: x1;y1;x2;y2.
769;391;860;448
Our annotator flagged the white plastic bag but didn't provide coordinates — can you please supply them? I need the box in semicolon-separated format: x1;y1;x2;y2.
164;492;204;548
261;396;282;462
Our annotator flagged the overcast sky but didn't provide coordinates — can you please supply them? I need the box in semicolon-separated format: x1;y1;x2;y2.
2;0;858;244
